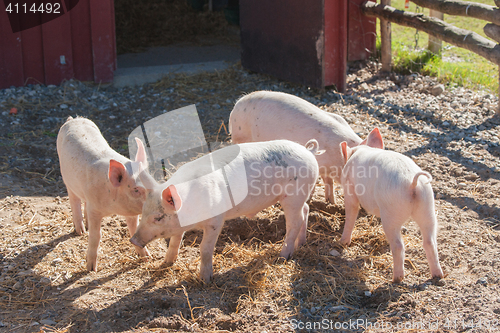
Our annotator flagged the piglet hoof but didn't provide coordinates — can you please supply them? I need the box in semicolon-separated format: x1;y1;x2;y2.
432;277;446;287
392;275;404;284
279;249;293;261
431;271;445;284
135;252;149;263
431;269;444;280
74;226;85;236
86;260;97;272
135;246;150;258
433;273;444;280
199;270;213;284
339;236;351;247
86;252;98;272
163;252;179;265
161;260;175;268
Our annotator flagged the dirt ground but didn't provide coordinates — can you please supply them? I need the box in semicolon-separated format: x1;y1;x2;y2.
0;63;500;333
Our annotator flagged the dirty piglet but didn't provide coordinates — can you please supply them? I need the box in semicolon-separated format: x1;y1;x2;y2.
131;139;322;282
57;116;150;271
229;90;363;204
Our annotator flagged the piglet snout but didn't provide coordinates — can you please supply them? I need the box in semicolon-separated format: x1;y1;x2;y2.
130;236;144;248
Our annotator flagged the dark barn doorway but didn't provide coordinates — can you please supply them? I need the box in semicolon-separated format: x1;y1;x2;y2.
113;0;241;70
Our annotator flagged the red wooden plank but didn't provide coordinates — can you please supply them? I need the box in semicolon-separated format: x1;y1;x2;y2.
348;0;377;61
324;0;347;92
110;0;116;71
18;1;44;85
64;0;80;11
89;0;116;83
21;24;45;85
0;2;24;89
41;3;75;85
69;0;94;81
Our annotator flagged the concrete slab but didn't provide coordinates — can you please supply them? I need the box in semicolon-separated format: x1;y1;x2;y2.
113;60;234;88
117;44;240;68
114;43;240;87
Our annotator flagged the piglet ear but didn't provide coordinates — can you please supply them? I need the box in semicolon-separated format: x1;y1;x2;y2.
137;162;158;190
134;137;148;169
340;141;352;165
109;160;127;187
366;128;384;149
162;185;182;212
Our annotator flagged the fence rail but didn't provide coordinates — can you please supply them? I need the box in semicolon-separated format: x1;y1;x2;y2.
362;0;500;114
411;0;500;25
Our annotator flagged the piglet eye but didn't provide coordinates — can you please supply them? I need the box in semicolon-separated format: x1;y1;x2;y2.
153;214;166;223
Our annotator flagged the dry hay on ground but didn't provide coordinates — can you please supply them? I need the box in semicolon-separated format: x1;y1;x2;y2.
0;190;425;332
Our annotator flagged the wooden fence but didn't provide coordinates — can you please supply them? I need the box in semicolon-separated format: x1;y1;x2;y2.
362;0;500;114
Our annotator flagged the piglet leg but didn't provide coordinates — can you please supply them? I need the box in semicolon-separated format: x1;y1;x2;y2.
339;181;360;246
280;199;308;259
164;233;184;265
86;205;103;272
68;189;85;235
381;213;405;283
83;202;88;229
413;206;444;279
322;175;336;204
199;217;224;282
125;216;150;257
295;203;310;249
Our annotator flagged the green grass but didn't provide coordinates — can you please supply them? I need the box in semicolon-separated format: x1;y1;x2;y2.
378;0;498;93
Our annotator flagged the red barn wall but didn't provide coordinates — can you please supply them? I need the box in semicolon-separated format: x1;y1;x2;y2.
0;0;116;89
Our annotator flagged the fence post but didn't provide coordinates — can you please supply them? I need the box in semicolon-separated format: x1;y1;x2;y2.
381;0;391;72
428;9;443;54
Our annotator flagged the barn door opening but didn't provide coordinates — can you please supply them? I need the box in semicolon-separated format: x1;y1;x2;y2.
113;0;240;70
239;0;376;92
